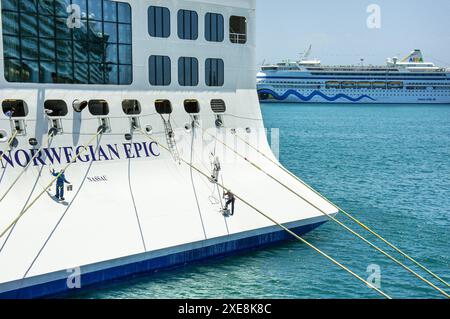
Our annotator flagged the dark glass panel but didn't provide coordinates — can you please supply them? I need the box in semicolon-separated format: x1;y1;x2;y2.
39;61;56;82
89;63;104;84
56;39;72;61
2;11;20;35
117;2;131;23
54;0;70;17
88;20;103;41
162;8;170;37
118;23;131;44
21;37;39;59
39;14;55;37
74;62;88;83
89;43;103;63
104;63;118;84
217;14;224;41
105;43;117;63
119;64;132;84
103;0;117;22
73;41;88;61
72;0;87;17
21;60;39;82
38;0;55;16
118;44;131;64
103;21;117;43
3;35;20;59
88;0;102;21
20;13;38;36
56;60;74;83
39;37;56;60
55;17;72;39
148;6;170;38
19;0;38;13
4;59;22;82
2;0;19;11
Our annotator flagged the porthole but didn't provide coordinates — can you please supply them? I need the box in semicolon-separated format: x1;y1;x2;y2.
211;99;226;113
88;100;109;116
44;100;68;117
122;100;141;115
2;100;28;117
155;100;172;114
184;100;200;114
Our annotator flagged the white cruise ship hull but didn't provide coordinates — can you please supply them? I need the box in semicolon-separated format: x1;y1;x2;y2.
0;0;337;298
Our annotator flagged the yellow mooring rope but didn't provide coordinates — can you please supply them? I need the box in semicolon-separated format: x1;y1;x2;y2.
208;131;449;298
0;132;56;202
233;132;450;291
139;129;392;299
0;130;19;163
0;127;104;240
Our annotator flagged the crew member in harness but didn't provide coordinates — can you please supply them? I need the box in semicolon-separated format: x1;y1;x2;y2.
223;190;236;216
51;169;71;201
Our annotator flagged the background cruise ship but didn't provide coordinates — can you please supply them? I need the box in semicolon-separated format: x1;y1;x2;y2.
257;48;450;104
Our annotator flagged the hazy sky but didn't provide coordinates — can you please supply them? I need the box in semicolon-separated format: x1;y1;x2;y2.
256;0;450;67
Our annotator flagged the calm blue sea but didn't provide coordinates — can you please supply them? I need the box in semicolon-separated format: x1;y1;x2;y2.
77;103;450;299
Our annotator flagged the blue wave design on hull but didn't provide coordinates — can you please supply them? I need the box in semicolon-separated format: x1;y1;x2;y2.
259;89;376;102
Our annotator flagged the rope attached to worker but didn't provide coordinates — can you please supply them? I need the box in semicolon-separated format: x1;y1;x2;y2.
0;126;105;240
208;131;450;298
138;128;392;299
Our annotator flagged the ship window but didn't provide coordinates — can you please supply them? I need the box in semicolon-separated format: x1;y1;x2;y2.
1;0;133;85
148;6;170;38
211;99;226;113
155;100;172;114
184;100;200;114
2;100;28;117
177;10;198;40
44;100;68;117
205;13;224;42
88;100;109;116
178;57;199;86
122;100;141;115
149;55;171;86
229;16;247;44
205;58;224;87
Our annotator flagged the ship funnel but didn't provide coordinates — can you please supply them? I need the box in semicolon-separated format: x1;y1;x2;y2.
402;49;424;63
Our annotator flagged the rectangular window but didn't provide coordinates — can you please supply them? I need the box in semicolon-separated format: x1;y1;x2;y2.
148;6;170;38
149;55;171;86
205;58;224;87
177;9;198;40
1;0;133;85
178;57;198;86
205;13;224;42
229;16;247;44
